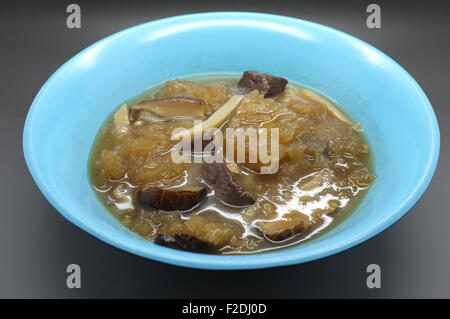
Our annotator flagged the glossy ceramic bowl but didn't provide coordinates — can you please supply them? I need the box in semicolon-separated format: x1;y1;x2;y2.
23;12;440;269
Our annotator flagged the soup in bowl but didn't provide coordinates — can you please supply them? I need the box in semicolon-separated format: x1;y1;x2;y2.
23;12;439;269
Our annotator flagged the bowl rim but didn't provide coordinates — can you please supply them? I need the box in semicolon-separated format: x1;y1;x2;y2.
23;11;440;270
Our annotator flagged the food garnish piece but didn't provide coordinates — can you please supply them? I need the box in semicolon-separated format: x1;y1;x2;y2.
226;162;241;174
130;97;212;120
154;211;240;252
256;211;311;241
130;110;167;123
201;162;255;207
171;95;244;140
300;89;352;125
137;186;207;212
113;104;129;133
238;71;288;97
154;233;213;253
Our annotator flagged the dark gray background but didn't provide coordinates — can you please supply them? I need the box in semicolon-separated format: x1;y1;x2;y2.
0;0;448;298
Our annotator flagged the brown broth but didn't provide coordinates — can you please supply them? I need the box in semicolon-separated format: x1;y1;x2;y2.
89;74;375;254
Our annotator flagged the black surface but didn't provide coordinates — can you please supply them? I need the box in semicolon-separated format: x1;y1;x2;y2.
1;0;449;298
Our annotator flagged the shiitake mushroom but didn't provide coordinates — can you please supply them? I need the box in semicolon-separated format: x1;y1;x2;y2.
129;97;213;122
256;211;311;242
201;162;255;207
137;186;207;212
154;233;214;253
238;70;288;98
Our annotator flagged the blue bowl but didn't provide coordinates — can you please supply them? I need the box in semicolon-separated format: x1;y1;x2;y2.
23;12;440;269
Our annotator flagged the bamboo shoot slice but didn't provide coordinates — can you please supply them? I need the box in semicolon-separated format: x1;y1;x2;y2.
172;95;244;140
113;104;129;133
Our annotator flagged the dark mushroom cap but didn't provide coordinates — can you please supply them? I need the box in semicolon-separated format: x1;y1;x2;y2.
238;71;288;98
137;186;207;212
154;233;213;253
201;162;255;207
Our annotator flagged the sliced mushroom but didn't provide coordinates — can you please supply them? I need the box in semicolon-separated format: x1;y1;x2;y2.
226;162;241;174
137;186;207;212
238;71;288;98
256;211;311;241
201;162;254;207
130;109;168;123
171;95;244;140
130;97;212;121
154;233;213;253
